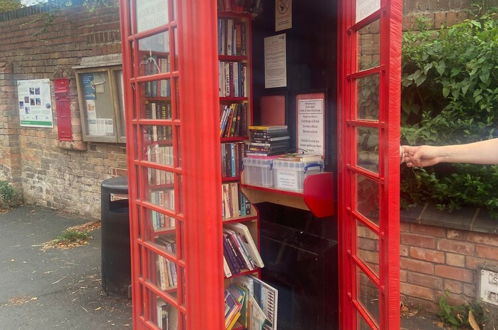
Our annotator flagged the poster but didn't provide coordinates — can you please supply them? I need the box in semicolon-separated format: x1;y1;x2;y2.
264;34;287;88
356;0;380;23
297;96;325;156
17;79;53;128
275;0;292;31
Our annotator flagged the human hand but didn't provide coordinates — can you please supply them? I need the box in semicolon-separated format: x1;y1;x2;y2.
402;145;443;167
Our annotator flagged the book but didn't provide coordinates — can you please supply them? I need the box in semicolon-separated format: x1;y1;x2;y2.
225;223;264;268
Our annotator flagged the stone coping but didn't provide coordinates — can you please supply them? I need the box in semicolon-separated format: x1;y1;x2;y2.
401;204;498;234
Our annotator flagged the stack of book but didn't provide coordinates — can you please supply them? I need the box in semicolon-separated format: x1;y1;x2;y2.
247;125;290;156
155;235;177;291
218;18;247;56
145;100;172;120
222;183;251;219
150;210;175;231
225;276;278;330
221;142;244;177
219;61;247;97
223;223;264;277
150;189;175;212
220;103;247;137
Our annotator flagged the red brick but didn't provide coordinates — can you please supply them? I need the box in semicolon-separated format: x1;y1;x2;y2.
400;269;408;282
475;245;498;261
437;239;474;255
400;244;409;257
410;247;445;264
410;224;446;238
401;283;435;301
407;272;443;289
401;233;436;249
447;229;466;240
466;256;487;269
400;222;410;232
443;279;463;294
401;257;434;275
402;296;438;313
466;232;498;247
435;265;473;283
446;253;465;267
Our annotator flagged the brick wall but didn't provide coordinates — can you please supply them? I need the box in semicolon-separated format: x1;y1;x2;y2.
0;2;127;218
400;222;498;311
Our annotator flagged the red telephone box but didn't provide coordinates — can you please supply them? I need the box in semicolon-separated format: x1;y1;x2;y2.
119;0;402;328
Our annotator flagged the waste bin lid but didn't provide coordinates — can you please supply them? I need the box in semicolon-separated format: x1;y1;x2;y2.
101;176;128;194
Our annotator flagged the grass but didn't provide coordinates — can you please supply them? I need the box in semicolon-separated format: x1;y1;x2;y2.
53;229;90;245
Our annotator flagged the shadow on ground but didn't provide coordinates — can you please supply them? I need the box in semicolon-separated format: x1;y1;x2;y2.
0;206;131;329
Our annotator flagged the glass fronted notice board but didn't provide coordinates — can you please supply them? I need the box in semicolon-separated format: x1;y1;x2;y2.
75;66;125;143
119;0;402;329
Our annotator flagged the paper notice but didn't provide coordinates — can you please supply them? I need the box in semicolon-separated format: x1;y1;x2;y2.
297;98;325;156
264;34;287;88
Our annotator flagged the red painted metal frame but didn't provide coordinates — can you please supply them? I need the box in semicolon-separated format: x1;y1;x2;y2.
338;0;402;329
120;0;224;329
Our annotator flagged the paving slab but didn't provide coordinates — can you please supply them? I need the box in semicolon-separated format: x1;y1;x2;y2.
0;206;131;329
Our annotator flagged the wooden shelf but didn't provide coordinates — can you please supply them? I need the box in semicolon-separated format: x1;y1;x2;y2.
220;136;248;142
219;55;248;62
241;172;335;218
219;97;248;102
222;215;258;223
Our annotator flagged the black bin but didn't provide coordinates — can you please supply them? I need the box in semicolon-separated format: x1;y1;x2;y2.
101;176;131;297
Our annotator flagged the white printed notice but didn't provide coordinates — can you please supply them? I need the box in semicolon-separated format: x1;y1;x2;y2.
264;34;287;88
136;0;169;33
17;79;53;128
297;97;325;156
480;269;498;306
356;0;380;23
275;0;292;31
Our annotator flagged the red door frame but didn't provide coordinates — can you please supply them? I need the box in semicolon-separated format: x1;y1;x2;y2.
121;0;403;328
337;0;402;329
120;0;224;329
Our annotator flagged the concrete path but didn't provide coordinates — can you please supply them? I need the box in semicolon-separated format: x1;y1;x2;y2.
0;206;446;330
0;206;131;330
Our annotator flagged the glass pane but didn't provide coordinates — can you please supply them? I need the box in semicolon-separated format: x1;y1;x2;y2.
146;208;176;234
357;267;380;326
356;0;380;23
143;125;174;166
356;174;379;225
79;71;116;137
357;74;379;120
358;312;373;330
138;32;170;76
358;20;380;71
357;221;379;277
357;127;379;173
141;79;171;99
114;70;126;139
148;250;178;293
175;126;181;168
146;168;175;211
150;294;179;330
136;0;169;33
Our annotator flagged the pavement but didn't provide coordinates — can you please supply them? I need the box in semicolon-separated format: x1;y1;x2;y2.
0;205;446;330
0;206;131;330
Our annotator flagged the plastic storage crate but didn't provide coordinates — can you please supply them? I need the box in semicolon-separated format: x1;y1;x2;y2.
273;159;324;192
242;157;274;187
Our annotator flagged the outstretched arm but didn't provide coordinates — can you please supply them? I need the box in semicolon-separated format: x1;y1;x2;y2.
402;138;498;167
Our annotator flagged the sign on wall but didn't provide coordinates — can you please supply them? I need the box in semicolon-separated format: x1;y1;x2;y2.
296;93;325;156
17;79;53;128
264;34;287;88
275;0;292;31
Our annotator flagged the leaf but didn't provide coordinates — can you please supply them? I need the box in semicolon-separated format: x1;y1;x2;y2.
442;86;450;97
468;310;480;330
435;61;446;75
